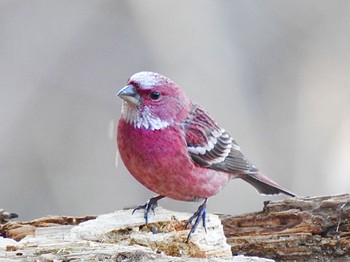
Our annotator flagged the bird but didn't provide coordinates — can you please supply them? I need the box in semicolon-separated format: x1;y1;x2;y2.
116;71;295;241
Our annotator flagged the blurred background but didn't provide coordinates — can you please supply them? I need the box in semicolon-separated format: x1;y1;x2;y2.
1;1;350;221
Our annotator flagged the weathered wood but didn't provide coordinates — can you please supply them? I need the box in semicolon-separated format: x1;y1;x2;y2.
0;215;96;241
71;208;232;258
1;208;270;261
220;194;350;261
1;194;349;261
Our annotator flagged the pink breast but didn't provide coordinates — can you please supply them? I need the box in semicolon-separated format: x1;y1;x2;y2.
117;120;230;201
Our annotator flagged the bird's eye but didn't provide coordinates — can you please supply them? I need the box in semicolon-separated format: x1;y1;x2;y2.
150;91;161;100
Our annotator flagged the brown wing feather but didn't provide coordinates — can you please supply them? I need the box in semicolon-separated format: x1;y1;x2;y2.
182;104;296;197
183;104;257;173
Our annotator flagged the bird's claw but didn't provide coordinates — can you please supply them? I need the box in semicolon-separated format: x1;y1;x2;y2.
186;199;208;242
132;195;163;224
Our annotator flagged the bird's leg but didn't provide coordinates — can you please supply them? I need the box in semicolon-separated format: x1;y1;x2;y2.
186;198;208;242
132;195;164;224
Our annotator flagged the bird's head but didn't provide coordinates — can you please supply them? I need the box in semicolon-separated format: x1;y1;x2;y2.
117;71;191;130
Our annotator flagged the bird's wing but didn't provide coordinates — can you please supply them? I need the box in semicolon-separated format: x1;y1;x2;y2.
182;104;258;174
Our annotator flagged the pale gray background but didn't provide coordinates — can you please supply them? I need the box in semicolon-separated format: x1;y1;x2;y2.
1;1;350;220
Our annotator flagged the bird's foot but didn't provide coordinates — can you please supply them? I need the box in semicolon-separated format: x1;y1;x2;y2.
186;198;208;242
132;195;164;224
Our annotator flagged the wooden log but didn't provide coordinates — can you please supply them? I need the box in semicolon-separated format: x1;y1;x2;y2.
220;194;350;261
1;208;269;261
1;194;349;261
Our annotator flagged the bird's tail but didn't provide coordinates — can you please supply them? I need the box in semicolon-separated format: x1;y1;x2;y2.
241;173;296;197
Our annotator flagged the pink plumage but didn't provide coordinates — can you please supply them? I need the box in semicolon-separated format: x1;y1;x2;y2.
116;71;295;241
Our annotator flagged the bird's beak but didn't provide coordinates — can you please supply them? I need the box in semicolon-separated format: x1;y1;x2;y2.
117;85;140;105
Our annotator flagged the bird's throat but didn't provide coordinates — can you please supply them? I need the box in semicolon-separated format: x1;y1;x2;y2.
121;102;172;131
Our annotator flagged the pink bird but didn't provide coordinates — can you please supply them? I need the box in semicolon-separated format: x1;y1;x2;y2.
117;71;295;241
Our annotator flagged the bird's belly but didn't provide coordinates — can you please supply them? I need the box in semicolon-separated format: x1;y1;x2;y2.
117;122;230;201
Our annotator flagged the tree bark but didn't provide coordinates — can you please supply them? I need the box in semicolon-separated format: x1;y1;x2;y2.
220;194;350;261
1;194;349;261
